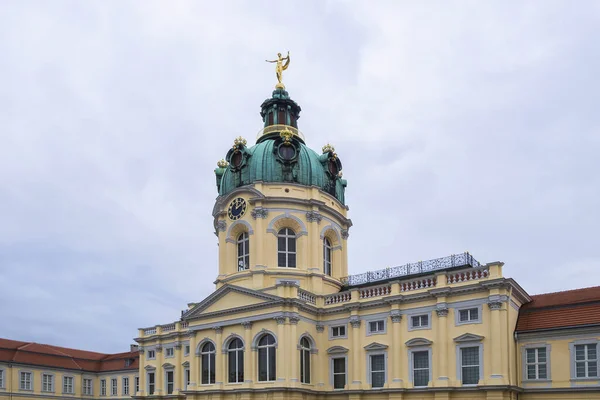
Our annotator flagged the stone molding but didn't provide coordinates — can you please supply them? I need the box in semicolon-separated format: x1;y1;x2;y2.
316;324;325;333
350;316;361;328
241;321;253;330
390;310;402;323
251;207;268;219
306;211;323;223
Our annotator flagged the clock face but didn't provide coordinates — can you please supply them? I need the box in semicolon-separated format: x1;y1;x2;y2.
228;197;247;221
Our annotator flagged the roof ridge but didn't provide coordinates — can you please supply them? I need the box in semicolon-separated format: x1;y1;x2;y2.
532;285;600;297
40;343;72;357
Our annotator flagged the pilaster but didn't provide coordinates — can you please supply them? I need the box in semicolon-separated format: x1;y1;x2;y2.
188;331;198;389
214;327;223;387
350;316;362;389
390;308;403;388
289;316;299;385
435;301;450;387
242;322;253;386
275;316;286;382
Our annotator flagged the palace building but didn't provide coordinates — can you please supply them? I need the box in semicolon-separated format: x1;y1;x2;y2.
1;84;599;400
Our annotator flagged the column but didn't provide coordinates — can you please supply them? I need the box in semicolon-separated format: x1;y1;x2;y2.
276;316;286;382
242;322;253;386
289;316;300;386
156;344;164;394
315;324;325;387
138;345;146;395
214;327;223;387
350;316;362;389
175;342;182;393
390;310;403;388
435;303;449;386
488;300;503;382
188;332;197;389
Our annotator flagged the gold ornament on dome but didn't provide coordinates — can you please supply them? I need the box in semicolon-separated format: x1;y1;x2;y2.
266;51;290;89
233;136;247;147
217;159;229;168
322;143;335;154
280;128;293;145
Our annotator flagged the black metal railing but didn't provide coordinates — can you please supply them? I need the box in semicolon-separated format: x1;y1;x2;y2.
340;252;481;287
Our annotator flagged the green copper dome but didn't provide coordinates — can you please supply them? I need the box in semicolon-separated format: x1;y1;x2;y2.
214;89;347;204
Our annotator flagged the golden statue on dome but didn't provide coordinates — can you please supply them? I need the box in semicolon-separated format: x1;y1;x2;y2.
266;51;290;89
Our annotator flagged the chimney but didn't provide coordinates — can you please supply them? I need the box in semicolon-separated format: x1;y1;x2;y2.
130;344;139;352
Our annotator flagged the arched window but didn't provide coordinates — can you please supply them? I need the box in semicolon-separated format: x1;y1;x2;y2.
300;337;311;384
237;232;249;271
277;228;296;268
257;334;276;382
200;342;215;385
228;338;244;383
323;238;332;276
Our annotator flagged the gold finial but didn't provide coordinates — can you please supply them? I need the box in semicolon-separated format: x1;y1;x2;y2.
266;51;290;89
280;128;293;145
233;136;247;147
322;143;335;154
217;159;229;168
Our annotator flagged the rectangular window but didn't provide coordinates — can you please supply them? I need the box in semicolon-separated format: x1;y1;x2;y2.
412;351;430;387
332;357;346;389
459;308;479;323
20;372;32;390
575;344;598;378
411;314;429;329
166;371;174;394
331;325;346;338
166;347;174;357
63;376;74;394
368;320;385;334
147;373;155;395
134;377;139;394
42;374;54;392
461;347;480;385
101;379;107;396
83;378;93;395
122;377;129;395
184;369;190;390
0;369;4;389
526;348;548;380
147;350;156;359
111;378;117;396
370;354;386;388
184;345;190;356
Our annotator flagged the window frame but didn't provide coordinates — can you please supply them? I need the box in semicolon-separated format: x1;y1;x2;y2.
329;325;347;340
277;228;297;268
257;334;277;382
183;368;190;390
227;338;245;384
329;355;347;390
41;373;54;393
0;368;4;389
299;337;311;384
201;341;216;385
366;319;386;336
19;371;33;391
455;305;483;326
521;344;551;382
408;313;431;331
62;375;75;395
323;237;332;276
367;352;387;388
408;347;432;388
237;232;250;271
110;377;118;396
147;350;156;360
146;372;155;396
165;347;175;358
184;345;190;356
122;377;129;396
134;376;139;394
569;340;599;380
100;378;107;396
83;377;93;396
165;369;174;395
456;343;483;386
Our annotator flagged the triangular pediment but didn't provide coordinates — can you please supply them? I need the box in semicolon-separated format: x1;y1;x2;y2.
405;338;433;347
454;333;484;343
183;284;283;319
327;346;349;354
364;342;389;351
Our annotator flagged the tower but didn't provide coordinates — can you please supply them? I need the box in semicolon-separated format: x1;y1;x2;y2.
212;86;351;296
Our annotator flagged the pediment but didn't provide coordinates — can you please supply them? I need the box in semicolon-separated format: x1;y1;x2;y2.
405;338;433;347
162;363;175;369
364;342;389;351
454;333;484;343
144;365;156;371
327;346;349;355
183;285;283;319
181;361;189;367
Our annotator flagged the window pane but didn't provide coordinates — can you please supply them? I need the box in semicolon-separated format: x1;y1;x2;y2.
589;362;598;377
288;237;296;252
526;349;536;363
237;351;244;382
588;346;597;360
371;354;385;370
422;315;429;326
202;354;209;384
527;365;536;380
462;347;479;366
414;369;429;387
413;351;428;369
538;364;547;379
459;310;468;322
333;358;345;374
372;371;385;388
575;345;585;360
277;252;286;267
229;351;237;382
411;316;419;327
334;374;345;389
259;348;267;381
576;362;586;378
537;348;546;363
288;253;296;268
463;365;479;384
471;308;478;320
268;347;276;381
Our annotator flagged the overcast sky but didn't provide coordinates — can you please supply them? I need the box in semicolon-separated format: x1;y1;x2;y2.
1;1;599;353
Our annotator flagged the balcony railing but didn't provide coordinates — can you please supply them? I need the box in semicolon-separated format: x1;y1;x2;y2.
340;252;480;287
